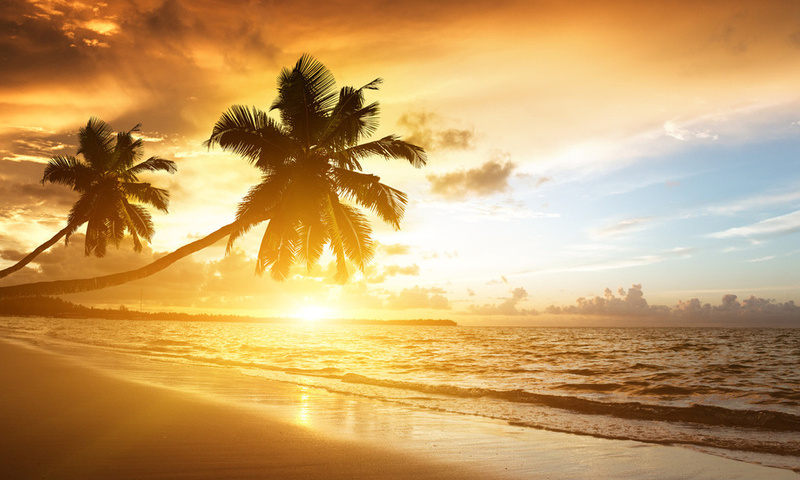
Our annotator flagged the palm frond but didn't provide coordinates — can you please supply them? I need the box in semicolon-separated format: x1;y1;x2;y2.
121;182;170;212
83;210;105;256
125;157;177;177
78;117;115;169
226;176;286;250
121;202;154;252
295;215;328;272
112;129;144;172
270;53;338;148
41;156;94;190
66;189;98;232
326;194;374;271
331;168;408;229
256;217;298;281
335;135;427;169
205;105;293;170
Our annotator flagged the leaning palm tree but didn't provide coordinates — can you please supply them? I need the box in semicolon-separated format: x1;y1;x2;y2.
0;54;424;297
206;54;426;282
0;118;176;279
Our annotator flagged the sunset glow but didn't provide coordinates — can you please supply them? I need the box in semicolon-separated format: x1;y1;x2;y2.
0;0;798;325
295;306;331;324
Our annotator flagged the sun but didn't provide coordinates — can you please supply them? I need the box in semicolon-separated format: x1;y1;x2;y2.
295;305;329;323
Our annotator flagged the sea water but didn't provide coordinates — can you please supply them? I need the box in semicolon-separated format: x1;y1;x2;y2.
1;317;798;472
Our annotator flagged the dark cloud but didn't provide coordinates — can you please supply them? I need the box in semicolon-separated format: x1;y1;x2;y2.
397;112;474;151
468;287;538;316
384;286;450;310
0;159;76;221
0;0;95;88
428;156;516;199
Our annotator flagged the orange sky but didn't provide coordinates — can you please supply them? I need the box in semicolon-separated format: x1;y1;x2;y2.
2;0;800;324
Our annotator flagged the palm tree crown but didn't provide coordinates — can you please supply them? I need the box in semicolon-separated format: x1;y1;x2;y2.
42;118;177;257
206;54;426;282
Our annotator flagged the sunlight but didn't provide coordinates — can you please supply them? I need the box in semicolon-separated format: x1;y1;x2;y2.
296;386;312;427
295;305;330;323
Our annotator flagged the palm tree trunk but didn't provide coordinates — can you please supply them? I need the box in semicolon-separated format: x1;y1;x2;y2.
0;222;239;298
0;223;77;280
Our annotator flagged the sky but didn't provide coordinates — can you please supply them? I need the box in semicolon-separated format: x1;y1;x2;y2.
1;0;799;325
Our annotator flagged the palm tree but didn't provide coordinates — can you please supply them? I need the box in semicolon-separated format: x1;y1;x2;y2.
0;55;425;298
0;118;176;279
206;54;426;282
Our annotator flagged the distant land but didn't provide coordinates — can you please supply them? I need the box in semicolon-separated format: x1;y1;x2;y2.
0;296;457;326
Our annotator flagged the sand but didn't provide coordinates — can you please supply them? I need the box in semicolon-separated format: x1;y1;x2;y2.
1;338;798;480
0;340;495;479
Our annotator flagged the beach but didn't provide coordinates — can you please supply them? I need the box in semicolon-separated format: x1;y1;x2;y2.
1;335;798;480
0;339;487;479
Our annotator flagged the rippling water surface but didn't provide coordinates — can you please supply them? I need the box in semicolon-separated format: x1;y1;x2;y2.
1;317;798;471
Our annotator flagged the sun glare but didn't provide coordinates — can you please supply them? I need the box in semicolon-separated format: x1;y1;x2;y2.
295;305;329;323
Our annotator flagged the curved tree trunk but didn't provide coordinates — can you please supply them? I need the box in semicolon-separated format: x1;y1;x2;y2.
0;223;77;280
0;222;239;298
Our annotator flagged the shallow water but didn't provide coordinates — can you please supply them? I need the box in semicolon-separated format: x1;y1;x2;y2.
1;317;798;471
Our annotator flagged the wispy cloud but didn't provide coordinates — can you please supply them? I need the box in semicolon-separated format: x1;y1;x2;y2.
747;255;777;263
513;247;693;277
708;190;800;215
428;199;559;222
592;217;653;238
708;210;800;239
663;120;718;141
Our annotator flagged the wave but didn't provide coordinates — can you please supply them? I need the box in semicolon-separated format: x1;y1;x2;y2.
340;373;800;432
554;382;624;392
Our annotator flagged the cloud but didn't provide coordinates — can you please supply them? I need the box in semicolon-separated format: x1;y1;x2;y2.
433;199;559;222
517;247;694;277
672;294;800;319
544;285;800;322
708;191;800;215
428;156;516;199
383;286;451;310
468;287;537;316
0;159;76;221
380;243;411;255
546;284;655;316
663;120;719;141
397;112;474;150
366;264;420;283
592;217;653;238
747;255;777;263
708;210;800;239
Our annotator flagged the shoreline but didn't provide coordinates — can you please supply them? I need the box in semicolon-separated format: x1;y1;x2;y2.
1;338;798;479
0;339;499;479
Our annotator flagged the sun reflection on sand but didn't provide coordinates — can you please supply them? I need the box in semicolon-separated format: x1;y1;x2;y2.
297;387;312;427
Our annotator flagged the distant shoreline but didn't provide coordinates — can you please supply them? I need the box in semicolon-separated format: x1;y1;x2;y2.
0;296;457;326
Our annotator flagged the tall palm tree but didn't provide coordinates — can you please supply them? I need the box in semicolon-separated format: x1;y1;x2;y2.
206;54;426;282
0;55;425;297
0;118;176;279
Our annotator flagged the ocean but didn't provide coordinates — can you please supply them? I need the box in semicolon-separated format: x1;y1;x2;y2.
1;317;798;473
